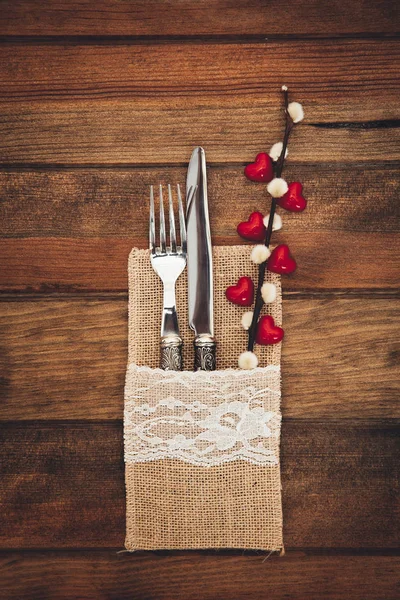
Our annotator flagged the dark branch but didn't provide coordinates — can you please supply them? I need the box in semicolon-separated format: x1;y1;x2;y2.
247;88;294;353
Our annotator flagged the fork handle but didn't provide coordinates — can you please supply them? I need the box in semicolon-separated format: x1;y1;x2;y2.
161;336;183;371
194;335;216;371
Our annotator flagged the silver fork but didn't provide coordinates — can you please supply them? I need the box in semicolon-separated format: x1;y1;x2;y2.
150;183;193;370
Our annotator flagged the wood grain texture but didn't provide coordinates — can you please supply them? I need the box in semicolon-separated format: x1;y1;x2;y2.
1;234;399;294
1;104;397;165
1;551;400;600
0;421;398;549
0;41;399;164
0;2;398;595
0;0;399;36
0;300;127;419
0;165;399;237
2;41;399;106
0;299;398;420
0;423;125;549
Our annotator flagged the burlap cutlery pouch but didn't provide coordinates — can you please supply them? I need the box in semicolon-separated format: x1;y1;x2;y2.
125;246;283;551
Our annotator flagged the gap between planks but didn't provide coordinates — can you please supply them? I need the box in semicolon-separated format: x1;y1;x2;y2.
0;160;399;170
0;547;399;555
0;289;398;301
0;418;398;426
1;34;400;44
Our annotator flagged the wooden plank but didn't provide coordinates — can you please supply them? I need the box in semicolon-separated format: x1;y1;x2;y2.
0;0;399;36
0;41;399;164
3;100;398;165
1;551;399;600
0;421;398;548
0;300;127;420
0;423;125;548
0;234;399;293
1;109;397;166
0;165;399;237
0;299;398;420
2;41;399;106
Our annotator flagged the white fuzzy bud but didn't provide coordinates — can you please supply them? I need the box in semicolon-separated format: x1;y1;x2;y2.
281;85;288;91
251;244;271;265
288;101;304;123
269;142;288;162
261;282;277;304
241;311;254;330
238;351;259;370
267;178;288;198
263;213;282;231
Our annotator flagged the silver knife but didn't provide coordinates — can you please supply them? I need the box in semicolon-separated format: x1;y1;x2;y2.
186;147;216;371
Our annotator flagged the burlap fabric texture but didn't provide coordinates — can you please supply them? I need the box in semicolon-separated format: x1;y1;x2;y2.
125;246;283;551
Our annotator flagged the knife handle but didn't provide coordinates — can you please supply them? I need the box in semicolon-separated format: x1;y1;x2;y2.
194;335;216;371
160;336;183;371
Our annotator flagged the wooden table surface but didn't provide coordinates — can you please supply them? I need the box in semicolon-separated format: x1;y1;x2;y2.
0;2;399;598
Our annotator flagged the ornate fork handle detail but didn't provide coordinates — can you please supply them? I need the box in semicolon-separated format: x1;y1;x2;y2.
161;337;183;371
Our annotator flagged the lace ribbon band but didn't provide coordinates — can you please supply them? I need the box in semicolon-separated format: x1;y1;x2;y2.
124;365;281;467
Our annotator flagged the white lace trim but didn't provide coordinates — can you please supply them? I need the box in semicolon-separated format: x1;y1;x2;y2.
130;364;280;378
124;365;281;467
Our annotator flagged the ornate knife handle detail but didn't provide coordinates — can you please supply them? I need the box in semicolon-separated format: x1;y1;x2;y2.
161;336;183;371
194;335;216;371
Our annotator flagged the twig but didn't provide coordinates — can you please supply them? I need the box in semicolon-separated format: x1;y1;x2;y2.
247;88;293;352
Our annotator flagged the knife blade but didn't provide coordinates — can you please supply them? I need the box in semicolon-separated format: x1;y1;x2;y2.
186;146;216;371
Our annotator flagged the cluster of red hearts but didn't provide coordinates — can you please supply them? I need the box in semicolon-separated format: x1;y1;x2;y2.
225;89;307;368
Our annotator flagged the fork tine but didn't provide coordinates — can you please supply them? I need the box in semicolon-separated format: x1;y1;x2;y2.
149;185;156;254
168;184;177;252
159;184;166;253
177;183;186;254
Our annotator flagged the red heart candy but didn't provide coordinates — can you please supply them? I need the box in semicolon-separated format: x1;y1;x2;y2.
225;277;254;306
237;211;266;242
267;244;297;274
278;182;307;212
244;153;274;183
256;315;284;345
